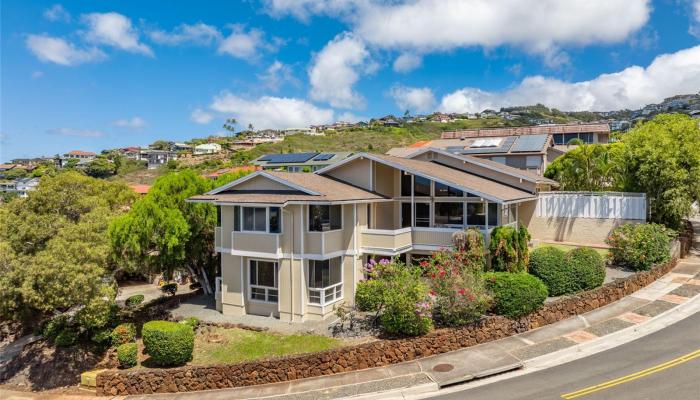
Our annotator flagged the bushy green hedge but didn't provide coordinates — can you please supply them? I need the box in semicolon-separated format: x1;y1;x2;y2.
529;246;605;295
117;343;138;368
484;272;548;318
142;320;194;366
606;223;674;271
179;317;200;329
125;294;145;307
90;328;113;346
161;283;178;296
567;247;606;291
42;315;69;342
528;247;574;296
355;280;383;312
111;323;136;345
55;329;78;347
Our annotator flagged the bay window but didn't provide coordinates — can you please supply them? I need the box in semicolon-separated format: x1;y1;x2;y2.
434;202;463;227
308;258;343;305
309;204;342;231
249;260;278;303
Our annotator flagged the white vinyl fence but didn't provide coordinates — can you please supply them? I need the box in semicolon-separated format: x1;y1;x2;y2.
536;192;646;220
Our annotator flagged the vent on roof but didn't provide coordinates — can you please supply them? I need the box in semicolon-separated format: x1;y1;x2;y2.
313;153;335;161
263;153;319;164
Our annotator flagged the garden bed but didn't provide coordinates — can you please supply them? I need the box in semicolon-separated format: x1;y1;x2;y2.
97;245;681;396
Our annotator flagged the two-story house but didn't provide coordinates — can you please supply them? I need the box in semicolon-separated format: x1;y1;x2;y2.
188;150;558;322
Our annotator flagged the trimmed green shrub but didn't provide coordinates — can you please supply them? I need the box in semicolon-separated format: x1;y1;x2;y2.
111;323;136;345
528;247;574;296
179;317;200;329
117;343;138;368
42;315;68;342
567;247;605;291
54;329;78;347
161;283;178;296
125;294;145;307
606;223;675;271
450;227;487;273
489;225;530;273
355;280;383;312
484;272;548;318
91;328;113;345
142;320;194;366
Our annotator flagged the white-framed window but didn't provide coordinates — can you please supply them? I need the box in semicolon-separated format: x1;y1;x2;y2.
249;260;278;303
233;206;282;234
308;257;343;305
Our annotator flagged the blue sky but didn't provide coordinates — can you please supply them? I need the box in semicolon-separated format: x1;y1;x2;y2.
1;0;699;162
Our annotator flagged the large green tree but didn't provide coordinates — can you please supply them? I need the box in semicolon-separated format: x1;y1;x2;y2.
109;169;249;294
620;114;700;229
0;172;135;326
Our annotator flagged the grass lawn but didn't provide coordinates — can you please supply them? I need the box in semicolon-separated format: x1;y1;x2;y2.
534;243;610;258
191;327;343;365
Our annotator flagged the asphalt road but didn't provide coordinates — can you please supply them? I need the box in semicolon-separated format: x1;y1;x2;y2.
432;310;700;400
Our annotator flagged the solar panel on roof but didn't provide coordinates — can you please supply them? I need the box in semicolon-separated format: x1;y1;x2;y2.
265;152;319;164
455;136;517;154
510;134;548;153
313;153;335;161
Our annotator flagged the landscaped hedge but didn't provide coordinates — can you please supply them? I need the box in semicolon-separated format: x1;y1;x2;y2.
489;225;530;273
179;317;200;329
484;272;548;318
606;223;675;271
528;247;573;296
54;328;78;347
161;283;178;296
117;343;138;368
111;323;136;345
42;315;68;342
125;294;145;307
355;280;383;312
567;247;605;291
142;320;194;366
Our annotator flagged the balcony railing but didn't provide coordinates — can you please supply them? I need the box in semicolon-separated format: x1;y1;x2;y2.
360;226;493;254
308;282;343;306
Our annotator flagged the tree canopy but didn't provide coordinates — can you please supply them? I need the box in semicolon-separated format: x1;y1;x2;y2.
0;172;135;326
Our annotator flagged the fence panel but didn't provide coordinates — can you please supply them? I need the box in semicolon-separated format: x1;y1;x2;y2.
536;192;646;220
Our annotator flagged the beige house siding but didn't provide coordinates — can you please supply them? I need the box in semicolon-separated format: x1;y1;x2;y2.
325;157;372;190
232;175;294;191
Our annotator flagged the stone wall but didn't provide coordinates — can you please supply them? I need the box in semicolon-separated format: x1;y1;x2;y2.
97;251;681;396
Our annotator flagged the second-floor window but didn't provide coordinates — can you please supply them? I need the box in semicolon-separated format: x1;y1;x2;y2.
233;206;281;233
309;205;341;231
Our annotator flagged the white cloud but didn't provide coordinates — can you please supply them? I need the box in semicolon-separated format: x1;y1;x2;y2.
393;53;422;73
191;108;214;124
389;85;436;113
47;127;105;137
309;32;373;109
269;0;650;69
439;45;700;113
26;34;106;66
114;117;147;129
148;23;221;46
257;60;300;91
44;4;71;22
209;92;334;130
31;71;44;79
690;0;700;37
217;26;273;61
82;12;153;56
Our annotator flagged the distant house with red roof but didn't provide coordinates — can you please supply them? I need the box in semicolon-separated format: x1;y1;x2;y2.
64;150;97;160
128;184;151;195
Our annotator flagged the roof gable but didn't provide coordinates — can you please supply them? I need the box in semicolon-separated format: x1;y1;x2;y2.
207;171;321;195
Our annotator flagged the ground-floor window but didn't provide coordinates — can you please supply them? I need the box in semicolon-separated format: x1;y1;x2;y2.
308;257;343;305
249;260;278;303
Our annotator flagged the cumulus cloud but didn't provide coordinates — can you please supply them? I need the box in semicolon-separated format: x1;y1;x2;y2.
43;4;71;22
82;12;153;56
191;108;214;124
217;25;275;61
389;85;436;113
309;32;374;109
47;127;105;137
148;23;222;46
439;45;700;113
690;0;700;37
269;0;650;69
26;34;106;66
393;53;422;73
209;92;334;129
114;117;147;129
258;60;300;91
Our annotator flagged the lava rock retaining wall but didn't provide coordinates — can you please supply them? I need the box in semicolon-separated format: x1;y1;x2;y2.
97;248;681;396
